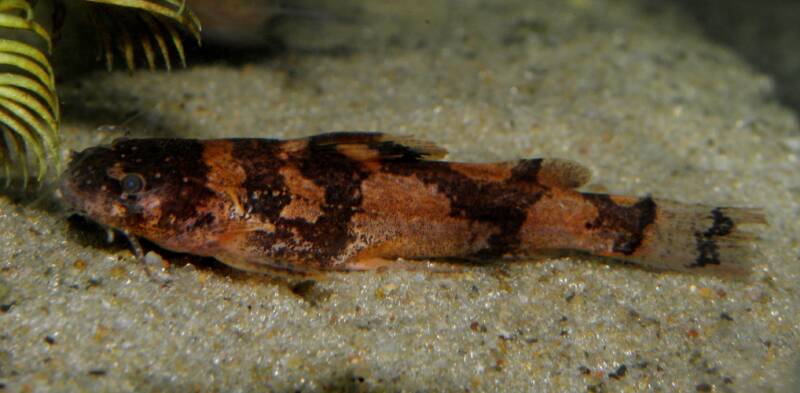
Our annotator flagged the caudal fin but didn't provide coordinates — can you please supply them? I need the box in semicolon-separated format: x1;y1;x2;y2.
625;200;766;276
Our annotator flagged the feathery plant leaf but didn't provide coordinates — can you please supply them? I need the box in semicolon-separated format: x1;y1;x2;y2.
0;0;58;186
0;0;35;20
86;0;201;71
0;0;200;188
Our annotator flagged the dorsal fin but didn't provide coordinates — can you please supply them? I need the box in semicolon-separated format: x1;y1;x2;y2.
308;132;447;161
511;158;592;189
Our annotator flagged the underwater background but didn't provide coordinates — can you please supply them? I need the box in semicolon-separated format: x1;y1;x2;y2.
1;0;798;391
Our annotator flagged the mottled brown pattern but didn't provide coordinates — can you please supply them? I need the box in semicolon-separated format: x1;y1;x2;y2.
521;187;604;253
278;166;325;223
350;172;498;262
379;159;546;258
202;140;247;217
582;193;657;255
60;132;765;276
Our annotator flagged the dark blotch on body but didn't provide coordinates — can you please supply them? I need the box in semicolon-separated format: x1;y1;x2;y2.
382;160;544;257
234;137;369;265
232;140;299;261
145;140;213;229
233;139;290;221
583;194;657;255
510;159;543;183
296;135;370;262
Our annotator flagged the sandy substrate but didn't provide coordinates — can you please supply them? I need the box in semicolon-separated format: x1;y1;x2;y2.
1;0;798;391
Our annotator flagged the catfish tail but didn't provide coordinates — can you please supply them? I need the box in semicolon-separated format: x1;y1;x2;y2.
522;190;766;276
616;200;766;276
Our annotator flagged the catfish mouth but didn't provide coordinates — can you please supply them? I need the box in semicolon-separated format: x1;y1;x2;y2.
57;147;117;223
59;151;91;214
58;169;96;218
58;171;131;235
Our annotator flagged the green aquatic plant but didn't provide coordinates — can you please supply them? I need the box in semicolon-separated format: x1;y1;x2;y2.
0;0;200;187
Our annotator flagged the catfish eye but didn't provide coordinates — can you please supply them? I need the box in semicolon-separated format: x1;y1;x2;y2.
121;173;145;194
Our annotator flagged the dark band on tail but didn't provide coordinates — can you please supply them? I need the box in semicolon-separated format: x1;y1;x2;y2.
583;194;658;255
689;208;735;268
613;201;765;276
